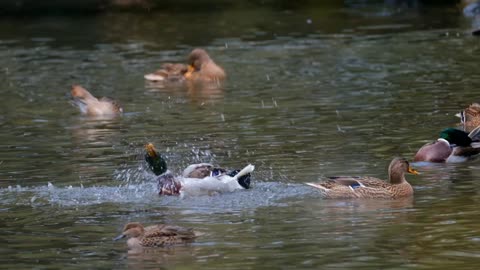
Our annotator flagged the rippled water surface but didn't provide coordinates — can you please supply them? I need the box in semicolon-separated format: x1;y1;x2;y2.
2;1;480;269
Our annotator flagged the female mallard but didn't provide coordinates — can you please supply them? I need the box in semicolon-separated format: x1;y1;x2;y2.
144;48;226;83
70;85;123;117
413;127;480;163
456;103;480;132
306;157;418;199
114;222;197;249
144;143;253;196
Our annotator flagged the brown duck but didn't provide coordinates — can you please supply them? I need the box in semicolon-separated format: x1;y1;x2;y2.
114;222;197;249
457;103;480;132
144;48;226;83
306;158;418;199
70;85;123;117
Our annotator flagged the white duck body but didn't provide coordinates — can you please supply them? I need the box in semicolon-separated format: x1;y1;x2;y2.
178;164;255;197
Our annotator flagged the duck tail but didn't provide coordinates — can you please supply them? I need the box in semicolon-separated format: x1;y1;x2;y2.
305;182;328;191
232;165;255;189
468;125;480;141
231;164;255;180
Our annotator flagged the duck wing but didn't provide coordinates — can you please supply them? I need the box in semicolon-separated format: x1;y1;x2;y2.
144;224;195;238
327;176;388;188
452;146;480;157
140;225;195;247
306;176;393;199
413;140;452;162
468;125;480;141
182;163;215;178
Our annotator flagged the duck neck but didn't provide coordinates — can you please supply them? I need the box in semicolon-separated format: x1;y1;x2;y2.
388;170;406;184
146;154;167;175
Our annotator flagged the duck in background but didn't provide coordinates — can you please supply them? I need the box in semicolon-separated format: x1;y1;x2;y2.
144;143;253;197
114;222;198;249
456;103;480;132
306;157;418;199
144;48;226;83
413;126;480;163
70;85;123;117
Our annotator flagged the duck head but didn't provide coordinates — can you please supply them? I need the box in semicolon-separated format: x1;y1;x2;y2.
439;128;472;147
144;143;168;175
114;222;145;241
388;157;418;184
187;48;212;72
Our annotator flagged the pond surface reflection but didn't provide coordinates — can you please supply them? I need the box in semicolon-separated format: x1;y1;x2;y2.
2;2;480;269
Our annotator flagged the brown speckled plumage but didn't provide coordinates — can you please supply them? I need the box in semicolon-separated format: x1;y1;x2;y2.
148;63;188;82
459;103;480;132
114;222;197;249
70;85;123;117
144;48;225;83
306;158;418;199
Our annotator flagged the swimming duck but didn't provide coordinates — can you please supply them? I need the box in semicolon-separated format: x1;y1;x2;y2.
144;48;226;83
306;157;418;199
114;222;197;249
70;85;123;117
144;143;253;196
413;127;480;163
456;103;480;132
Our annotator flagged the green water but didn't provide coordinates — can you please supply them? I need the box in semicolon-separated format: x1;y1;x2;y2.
1;2;480;269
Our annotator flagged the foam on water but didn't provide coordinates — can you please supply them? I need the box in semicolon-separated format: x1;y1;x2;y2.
0;179;319;212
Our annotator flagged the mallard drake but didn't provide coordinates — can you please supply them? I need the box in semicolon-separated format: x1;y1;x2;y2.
114;222;197;249
144;48;226;83
306;157;418;199
456;103;480;132
145;143;167;175
70;85;123;117
144;143;253;196
413;127;480;163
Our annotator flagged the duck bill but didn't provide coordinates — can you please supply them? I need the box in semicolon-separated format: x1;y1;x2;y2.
113;234;126;241
184;65;195;79
408;167;419;175
144;143;157;158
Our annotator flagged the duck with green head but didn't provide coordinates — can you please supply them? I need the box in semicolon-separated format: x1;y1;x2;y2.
413;126;480;163
306;157;418;199
144;143;254;196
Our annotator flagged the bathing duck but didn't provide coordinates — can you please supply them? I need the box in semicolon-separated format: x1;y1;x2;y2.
306;157;418;199
456;103;480;132
145;143;167;175
144;48;226;83
144;143;253;196
114;222;197;249
70;85;123;117
413;127;480;163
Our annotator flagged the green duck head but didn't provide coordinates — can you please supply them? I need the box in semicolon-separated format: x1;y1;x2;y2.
144;143;167;175
439;128;472;147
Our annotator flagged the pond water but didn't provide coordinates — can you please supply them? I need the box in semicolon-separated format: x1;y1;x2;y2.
2;1;480;269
